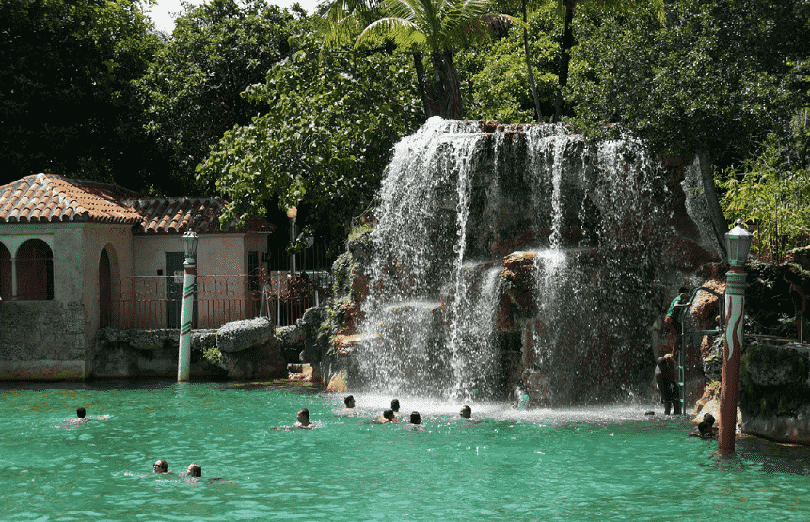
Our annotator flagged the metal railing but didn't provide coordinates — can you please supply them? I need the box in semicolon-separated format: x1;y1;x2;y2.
105;272;331;330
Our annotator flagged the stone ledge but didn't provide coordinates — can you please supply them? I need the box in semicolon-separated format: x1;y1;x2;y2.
0;360;86;380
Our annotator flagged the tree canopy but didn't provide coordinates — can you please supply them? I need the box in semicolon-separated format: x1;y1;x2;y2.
3;0;808;257
199;18;422;247
454;5;557;122
136;0;297;194
567;0;810;164
323;0;517;119
0;0;161;187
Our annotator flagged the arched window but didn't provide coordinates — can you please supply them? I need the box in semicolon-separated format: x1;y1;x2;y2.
17;239;54;300
0;242;10;300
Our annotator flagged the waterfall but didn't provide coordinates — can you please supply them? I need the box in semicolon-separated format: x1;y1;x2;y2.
354;117;684;403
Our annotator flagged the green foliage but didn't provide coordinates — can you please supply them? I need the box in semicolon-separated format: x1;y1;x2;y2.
199;19;421;243
0;0;161;186
326;0;519;119
455;7;557;121
355;0;507;53
717;134;810;262
137;0;296;194
567;0;810;163
202;345;222;364
347;222;373;242
331;251;358;299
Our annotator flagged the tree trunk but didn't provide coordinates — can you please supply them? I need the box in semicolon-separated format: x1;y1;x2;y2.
553;0;576;122
431;49;464;120
413;50;439;119
696;150;730;262
523;0;542;122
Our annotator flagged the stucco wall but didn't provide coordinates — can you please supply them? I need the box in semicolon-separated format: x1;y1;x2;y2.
0;225;270;381
0;222;134;379
133;233;268;278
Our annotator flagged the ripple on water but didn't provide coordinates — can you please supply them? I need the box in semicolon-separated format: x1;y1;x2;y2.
0;383;809;521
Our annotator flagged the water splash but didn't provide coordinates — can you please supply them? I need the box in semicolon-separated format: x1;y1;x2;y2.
356;118;673;404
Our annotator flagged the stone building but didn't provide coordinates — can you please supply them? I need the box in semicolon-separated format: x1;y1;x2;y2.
0;173;274;380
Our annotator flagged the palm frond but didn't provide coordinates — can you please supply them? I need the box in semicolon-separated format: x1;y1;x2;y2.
319;0;386;48
356;17;427;49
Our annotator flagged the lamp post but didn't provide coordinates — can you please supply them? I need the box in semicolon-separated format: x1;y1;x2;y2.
719;220;753;452
178;231;199;382
287;206;297;277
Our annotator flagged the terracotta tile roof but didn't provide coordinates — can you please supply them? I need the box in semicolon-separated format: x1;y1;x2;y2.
124;197;274;234
0;173;275;234
0;173;143;224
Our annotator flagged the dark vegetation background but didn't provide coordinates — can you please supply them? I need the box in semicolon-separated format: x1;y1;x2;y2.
1;0;808;262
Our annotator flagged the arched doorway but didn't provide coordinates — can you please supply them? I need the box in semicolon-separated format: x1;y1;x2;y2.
99;248;112;326
0;242;10;300
16;239;54;300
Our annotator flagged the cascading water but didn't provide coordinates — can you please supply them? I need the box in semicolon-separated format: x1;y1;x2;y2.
354;117;700;404
448;263;503;398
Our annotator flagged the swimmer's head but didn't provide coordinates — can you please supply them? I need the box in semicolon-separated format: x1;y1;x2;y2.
186;463;201;477
390;399;400;412
297;408;310;425
344;395;355;408
383;409;395;421
460;405;471;419
410;411;421;425
153;459;169;474
76;407;86;418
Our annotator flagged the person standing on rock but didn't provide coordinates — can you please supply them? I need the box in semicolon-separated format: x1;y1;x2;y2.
663;287;691;356
655;355;681;415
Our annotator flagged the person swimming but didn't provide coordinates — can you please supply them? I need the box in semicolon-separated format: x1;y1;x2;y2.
292;408;313;429
690;413;718;439
153;459;170;474
459;405;483;424
380;409;397;423
365;409;397;424
58;407;109;428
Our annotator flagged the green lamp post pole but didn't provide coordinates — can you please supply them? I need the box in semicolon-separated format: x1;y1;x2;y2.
287;206;297;278
178;231;199;382
719;220;753;452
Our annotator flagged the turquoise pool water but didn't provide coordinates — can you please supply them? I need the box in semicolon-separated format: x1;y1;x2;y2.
2;380;809;521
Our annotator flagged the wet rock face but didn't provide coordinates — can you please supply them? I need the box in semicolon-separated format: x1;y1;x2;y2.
500;252;536;317
327;118;724;403
740;341;810;445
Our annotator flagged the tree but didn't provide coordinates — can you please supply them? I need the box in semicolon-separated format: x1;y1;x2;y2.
521;0;543;120
718;134;810;263
136;0;296;195
344;0;517;119
454;5;557;122
567;0;810;164
0;0;161;187
199;20;422;250
548;0;664;122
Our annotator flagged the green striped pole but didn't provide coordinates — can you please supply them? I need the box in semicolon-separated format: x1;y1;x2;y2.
177;257;196;382
719;268;746;452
